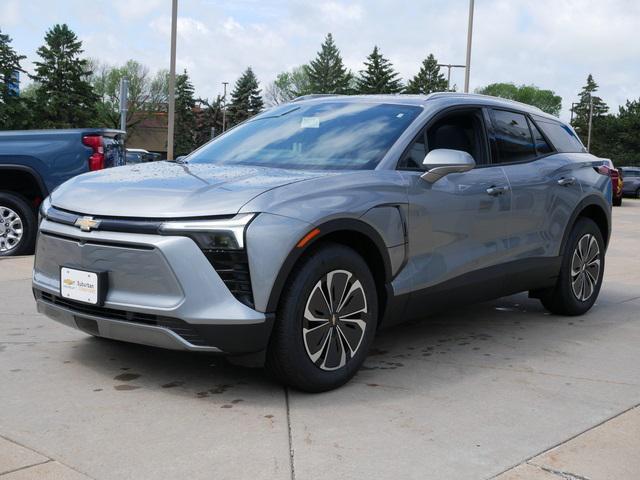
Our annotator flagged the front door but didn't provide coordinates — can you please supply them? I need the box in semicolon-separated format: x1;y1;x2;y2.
396;108;512;316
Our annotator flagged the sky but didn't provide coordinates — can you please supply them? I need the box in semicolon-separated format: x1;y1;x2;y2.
1;0;639;120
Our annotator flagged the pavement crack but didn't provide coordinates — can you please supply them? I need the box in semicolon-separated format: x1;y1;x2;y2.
284;386;296;480
531;462;592;480
0;459;52;476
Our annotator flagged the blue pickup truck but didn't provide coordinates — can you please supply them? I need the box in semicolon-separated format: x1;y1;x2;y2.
0;128;125;256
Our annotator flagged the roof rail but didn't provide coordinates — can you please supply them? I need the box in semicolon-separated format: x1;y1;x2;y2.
291;94;344;102
427;91;545;113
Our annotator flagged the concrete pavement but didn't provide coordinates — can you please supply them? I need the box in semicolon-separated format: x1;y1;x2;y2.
1;201;640;479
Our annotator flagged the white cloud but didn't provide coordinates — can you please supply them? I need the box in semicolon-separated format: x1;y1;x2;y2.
4;0;639;120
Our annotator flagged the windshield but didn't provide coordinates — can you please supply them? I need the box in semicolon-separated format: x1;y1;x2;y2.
188;102;422;170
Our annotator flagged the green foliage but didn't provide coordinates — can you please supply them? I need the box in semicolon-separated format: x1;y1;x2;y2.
356;46;403;94
476;82;562;116
264;66;311;106
0;28;32;129
405;54;448;94
306;33;353;94
590;98;640;166
31;24;98;128
228;67;264;126
174;70;197;156
91;59;168;133
194;95;224;147
571;74;609;145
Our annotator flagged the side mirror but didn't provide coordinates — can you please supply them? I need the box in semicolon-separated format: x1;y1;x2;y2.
421;149;475;183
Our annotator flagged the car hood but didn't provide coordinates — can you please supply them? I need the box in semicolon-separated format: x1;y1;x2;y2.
50;162;330;218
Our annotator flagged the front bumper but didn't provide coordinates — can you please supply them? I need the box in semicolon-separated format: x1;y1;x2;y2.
32;219;273;353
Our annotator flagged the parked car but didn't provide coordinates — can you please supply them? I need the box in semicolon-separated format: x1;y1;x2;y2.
0;129;125;256
33;94;611;392
620;167;640;198
126;148;162;164
600;159;623;206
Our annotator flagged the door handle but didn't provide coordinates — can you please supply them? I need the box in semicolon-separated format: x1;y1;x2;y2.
486;185;509;196
557;176;576;186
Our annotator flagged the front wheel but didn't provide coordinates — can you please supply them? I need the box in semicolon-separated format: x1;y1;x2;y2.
0;192;37;257
539;218;605;315
266;243;378;392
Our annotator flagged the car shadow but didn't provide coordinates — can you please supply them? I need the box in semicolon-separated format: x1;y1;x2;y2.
69;291;607;399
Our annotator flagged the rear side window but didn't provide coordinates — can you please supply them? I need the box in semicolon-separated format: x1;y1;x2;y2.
533;118;585;153
528;118;552;155
491;110;536;164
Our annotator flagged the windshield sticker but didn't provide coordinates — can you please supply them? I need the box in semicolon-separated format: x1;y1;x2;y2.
301;117;320;129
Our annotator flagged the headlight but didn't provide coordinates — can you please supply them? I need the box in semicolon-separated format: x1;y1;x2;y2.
159;213;255;249
39;196;52;223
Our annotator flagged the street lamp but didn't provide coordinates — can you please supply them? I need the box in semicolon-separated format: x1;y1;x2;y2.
222;81;229;133
437;64;466;91
464;0;475;93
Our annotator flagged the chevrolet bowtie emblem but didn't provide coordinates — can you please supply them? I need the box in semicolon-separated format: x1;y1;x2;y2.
75;216;101;232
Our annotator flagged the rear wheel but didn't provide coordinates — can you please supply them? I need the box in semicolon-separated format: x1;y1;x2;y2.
636;188;640;199
266;243;378;392
539;218;605;315
0;192;36;257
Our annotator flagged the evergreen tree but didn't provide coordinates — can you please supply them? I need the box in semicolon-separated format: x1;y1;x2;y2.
194;95;224;147
228;67;264;126
0;29;32;129
356;46;403;94
174;70;197;156
32;24;98;128
571;74;609;144
306;33;353;94
405;54;448;94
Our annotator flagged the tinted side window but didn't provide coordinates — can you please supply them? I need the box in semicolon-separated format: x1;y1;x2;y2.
534;118;586;153
528;118;552;155
491;110;536;163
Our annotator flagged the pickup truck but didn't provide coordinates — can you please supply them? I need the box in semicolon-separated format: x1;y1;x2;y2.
0;128;125;256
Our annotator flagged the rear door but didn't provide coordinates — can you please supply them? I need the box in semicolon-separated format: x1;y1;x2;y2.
489;109;583;288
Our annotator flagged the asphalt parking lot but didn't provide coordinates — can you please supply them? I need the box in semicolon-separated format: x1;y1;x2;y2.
2;201;640;480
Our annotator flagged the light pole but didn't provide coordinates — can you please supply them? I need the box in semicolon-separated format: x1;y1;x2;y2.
437;64;466;91
587;96;594;152
222;81;229;133
464;0;475;93
166;0;178;160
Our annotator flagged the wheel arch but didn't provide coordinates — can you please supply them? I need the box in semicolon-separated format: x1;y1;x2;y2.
560;195;611;255
265;218;393;316
0;165;48;206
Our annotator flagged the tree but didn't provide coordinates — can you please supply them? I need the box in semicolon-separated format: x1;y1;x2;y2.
356;46;403;94
228;67;264;125
306;33;353;94
571;74;608;145
31;24;98;128
173;70;197;156
590;98;640;165
476;83;562;116
194;96;224;146
0;28;32;129
264;66;311;106
405;54;448;94
91;60;168;133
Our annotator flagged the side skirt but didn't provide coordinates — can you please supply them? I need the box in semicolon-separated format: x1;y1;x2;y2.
380;256;562;327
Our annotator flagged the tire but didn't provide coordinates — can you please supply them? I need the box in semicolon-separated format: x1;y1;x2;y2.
266;243;378;392
0;192;37;257
539;217;605;316
636;188;640;199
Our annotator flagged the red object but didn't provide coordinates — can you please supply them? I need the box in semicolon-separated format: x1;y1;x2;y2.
597;160;623;206
82;135;105;171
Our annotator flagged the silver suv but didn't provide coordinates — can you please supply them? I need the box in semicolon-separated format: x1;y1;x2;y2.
33;93;612;391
